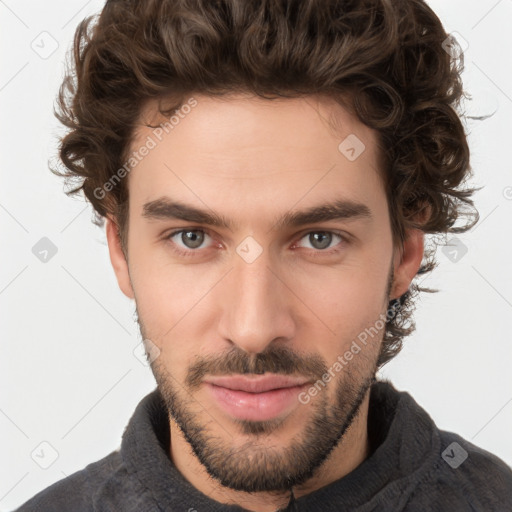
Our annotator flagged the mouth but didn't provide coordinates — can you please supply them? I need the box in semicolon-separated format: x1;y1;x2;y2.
203;374;312;422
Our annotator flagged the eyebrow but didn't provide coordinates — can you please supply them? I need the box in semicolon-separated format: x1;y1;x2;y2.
142;197;372;231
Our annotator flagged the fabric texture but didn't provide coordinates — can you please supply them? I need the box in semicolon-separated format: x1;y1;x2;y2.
15;380;512;511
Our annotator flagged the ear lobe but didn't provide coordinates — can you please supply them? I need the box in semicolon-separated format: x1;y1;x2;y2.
390;229;424;301
105;216;134;299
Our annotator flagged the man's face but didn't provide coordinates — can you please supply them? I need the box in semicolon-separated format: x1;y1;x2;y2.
108;93;410;493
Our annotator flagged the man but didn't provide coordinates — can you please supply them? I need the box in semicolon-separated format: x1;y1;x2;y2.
16;0;512;510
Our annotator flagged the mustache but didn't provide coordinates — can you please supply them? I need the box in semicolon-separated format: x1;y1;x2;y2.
185;345;328;390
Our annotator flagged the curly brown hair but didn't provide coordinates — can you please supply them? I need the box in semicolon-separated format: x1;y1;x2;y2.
54;0;479;368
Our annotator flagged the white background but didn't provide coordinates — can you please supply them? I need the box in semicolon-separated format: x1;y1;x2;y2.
1;1;511;510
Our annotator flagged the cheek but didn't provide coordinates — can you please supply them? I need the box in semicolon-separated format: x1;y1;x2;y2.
129;255;218;372
303;264;389;351
129;257;195;339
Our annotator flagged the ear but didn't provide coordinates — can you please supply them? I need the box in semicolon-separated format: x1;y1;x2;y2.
105;216;134;299
390;228;424;300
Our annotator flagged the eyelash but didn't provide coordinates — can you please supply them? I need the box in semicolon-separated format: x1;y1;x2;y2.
162;228;349;258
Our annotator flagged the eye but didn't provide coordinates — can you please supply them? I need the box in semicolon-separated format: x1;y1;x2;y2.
163;228;349;258
295;231;346;252
165;229;213;254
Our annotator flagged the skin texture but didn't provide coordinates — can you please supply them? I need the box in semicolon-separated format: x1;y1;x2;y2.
106;93;424;511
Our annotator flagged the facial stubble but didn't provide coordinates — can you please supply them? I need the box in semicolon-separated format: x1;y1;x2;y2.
136;324;388;491
133;263;394;493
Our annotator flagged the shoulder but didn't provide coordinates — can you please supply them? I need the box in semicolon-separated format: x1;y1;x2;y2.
14;450;124;512
407;429;512;511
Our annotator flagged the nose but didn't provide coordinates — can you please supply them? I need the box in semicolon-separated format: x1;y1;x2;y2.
218;246;297;354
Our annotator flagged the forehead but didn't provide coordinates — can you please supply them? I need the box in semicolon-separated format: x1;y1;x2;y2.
134;92;378;155
126;93;386;224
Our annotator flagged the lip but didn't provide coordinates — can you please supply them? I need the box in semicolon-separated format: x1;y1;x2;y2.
204;374;311;393
204;374;311;421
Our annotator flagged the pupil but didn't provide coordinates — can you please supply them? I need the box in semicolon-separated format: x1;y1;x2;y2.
311;232;331;250
183;230;203;249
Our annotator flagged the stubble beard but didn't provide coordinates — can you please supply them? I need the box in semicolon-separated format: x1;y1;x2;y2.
147;342;378;493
